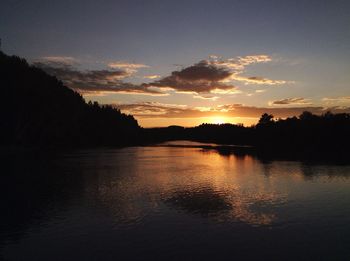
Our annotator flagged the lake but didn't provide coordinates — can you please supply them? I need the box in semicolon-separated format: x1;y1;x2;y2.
1;141;350;260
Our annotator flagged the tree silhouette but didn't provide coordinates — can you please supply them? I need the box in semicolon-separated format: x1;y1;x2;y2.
0;51;140;147
258;113;274;125
299;111;316;121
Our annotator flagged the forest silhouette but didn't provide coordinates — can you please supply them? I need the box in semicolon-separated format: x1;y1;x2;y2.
0;51;140;147
2;51;350;158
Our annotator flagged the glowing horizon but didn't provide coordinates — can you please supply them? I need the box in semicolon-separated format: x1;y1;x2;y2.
136;116;259;128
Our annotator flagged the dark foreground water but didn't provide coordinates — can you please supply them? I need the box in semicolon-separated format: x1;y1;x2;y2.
1;142;350;260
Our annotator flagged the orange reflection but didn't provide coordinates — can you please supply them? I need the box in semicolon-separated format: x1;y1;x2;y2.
93;144;291;226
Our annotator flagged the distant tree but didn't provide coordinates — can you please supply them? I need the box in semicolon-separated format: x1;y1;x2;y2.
323;111;333;119
258;113;274;125
299;111;315;121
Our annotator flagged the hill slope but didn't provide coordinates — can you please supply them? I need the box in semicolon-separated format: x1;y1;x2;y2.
0;51;140;147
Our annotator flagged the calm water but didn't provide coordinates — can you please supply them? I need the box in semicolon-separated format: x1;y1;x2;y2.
1;142;350;260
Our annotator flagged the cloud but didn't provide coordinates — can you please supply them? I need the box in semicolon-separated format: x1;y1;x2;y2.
238;55;272;65
144;75;161;79
193;94;219;100
209;55;286;85
114;102;350;121
108;61;149;76
36;56;79;67
33;54;287;98
108;61;149;69
215;104;329;118
210;88;242;95
108;61;149;74
145;54;286;95
33;60;165;96
170;60;231;81
322;96;350;103
270;97;312;106
229;75;287;85
209;55;271;70
115;102;188;116
146;60;236;93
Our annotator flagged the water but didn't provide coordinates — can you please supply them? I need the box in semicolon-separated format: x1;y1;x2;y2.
1;142;350;260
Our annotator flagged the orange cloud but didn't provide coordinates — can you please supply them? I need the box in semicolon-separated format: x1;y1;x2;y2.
269;97;312;106
144;75;161;79
322;96;350;104
115;102;350;121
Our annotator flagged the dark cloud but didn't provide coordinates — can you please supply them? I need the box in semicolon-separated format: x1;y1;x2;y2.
35;56;79;67
32;54;286;96
33;62;164;95
144;55;287;94
145;60;236;93
173;60;231;81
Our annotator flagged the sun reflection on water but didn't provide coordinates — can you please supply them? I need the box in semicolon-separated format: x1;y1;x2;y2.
94;145;291;226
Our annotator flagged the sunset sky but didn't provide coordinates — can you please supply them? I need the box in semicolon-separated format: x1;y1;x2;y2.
1;0;350;127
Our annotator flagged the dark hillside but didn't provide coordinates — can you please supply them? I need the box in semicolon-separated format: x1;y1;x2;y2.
0;51;140;147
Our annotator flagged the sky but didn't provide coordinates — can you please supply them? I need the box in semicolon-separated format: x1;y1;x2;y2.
1;0;350;127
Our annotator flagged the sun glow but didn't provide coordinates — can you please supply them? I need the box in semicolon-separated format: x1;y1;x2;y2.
137;116;259;127
210;116;228;125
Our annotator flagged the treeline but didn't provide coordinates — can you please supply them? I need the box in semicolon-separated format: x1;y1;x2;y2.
143;112;350;158
0;51;140;147
254;112;350;154
2;50;350;157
